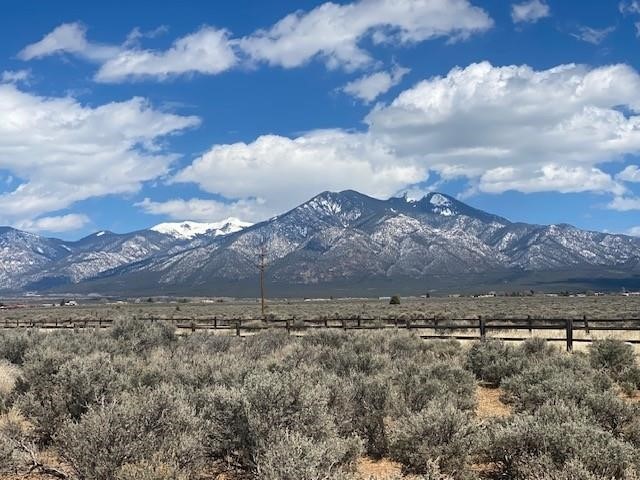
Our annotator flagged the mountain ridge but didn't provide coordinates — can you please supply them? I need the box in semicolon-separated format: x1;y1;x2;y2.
1;190;640;295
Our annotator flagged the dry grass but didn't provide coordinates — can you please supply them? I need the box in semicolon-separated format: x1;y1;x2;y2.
356;458;405;479
475;386;511;419
0;361;19;397
3;296;640;324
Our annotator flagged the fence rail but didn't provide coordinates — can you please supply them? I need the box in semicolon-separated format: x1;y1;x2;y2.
2;315;640;351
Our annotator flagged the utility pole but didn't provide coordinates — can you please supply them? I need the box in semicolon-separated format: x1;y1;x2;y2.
258;244;266;318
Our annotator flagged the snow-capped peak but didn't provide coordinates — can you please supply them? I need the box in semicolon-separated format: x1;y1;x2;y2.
426;193;456;216
151;218;252;240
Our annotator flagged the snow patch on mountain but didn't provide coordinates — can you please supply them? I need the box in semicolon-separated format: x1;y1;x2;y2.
151;218;252;240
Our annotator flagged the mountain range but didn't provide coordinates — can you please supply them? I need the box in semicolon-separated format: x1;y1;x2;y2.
1;191;640;297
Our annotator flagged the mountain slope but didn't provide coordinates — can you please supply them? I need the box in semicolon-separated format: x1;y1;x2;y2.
1;191;639;295
71;191;640;295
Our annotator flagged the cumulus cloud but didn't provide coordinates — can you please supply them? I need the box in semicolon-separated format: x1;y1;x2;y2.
617;165;640;182
366;62;640;188
137;197;268;223
511;0;550;24
628;226;640;236
20;1;492;81
239;0;492;70
571;25;616;44
342;65;410;103
168;62;640;219
0;83;199;226
15;214;90;233
173;130;426;217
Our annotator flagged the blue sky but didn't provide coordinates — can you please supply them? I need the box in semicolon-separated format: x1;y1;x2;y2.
1;0;640;239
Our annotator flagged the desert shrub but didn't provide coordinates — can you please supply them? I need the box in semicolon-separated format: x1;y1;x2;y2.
241;330;292;360
0;330;37;365
243;367;337;445
386;401;476;476
466;339;524;385
56;384;206;480
109;318;176;353
507;456;601;480
484;401;640;478
582;392;639;434
518;337;556;357
389;295;401;305
590;339;636;375
254;430;361;480
619;366;640;395
500;354;611;412
393;361;476;413
196;385;252;465
17;352;123;444
349;374;390;458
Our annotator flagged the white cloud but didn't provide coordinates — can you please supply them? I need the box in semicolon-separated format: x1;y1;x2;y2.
511;0;550;24
95;27;237;82
170;61;640;218
571;25;616;44
137;197;268;223
628;226;640;236
19;23;236;82
366;62;640;193
18;22;119;61
342;65;410;103
479;165;624;194
239;0;493;70
0;70;31;85
15;213;90;233
0;83;199;225
21;1;492;81
608;196;640;211
617;165;640;182
174;130;426;218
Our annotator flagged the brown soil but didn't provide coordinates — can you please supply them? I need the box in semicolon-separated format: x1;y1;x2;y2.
476;386;511;419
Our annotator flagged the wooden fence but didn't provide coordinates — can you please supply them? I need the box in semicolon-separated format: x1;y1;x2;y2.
2;315;640;351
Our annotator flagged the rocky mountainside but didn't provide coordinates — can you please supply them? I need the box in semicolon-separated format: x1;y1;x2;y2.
1;191;640;295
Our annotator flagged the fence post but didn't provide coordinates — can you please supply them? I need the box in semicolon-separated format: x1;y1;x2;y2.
342;319;347;331
479;316;486;339
583;315;589;335
235;322;241;337
286;319;291;335
566;318;573;352
527;315;532;333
